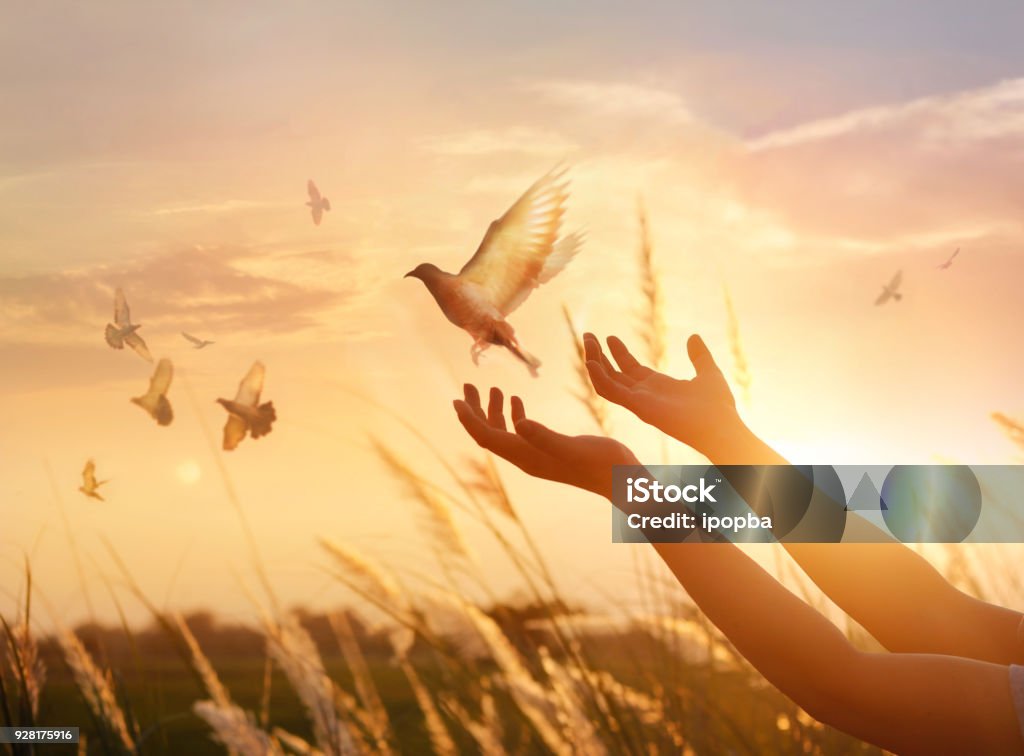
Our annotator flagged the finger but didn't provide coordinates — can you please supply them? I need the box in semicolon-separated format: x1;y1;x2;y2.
455;400;513;453
585;359;634;406
584;333;635;387
607;336;653;379
456;401;553;477
510;395;526;425
686;334;724;378
487;387;506;430
514;419;579;459
463;383;486;420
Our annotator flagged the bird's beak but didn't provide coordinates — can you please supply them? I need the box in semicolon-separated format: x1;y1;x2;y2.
403;270;415;279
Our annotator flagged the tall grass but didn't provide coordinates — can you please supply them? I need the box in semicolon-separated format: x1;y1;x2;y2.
635;198;666;370
722;284;752;405
992;412;1024;456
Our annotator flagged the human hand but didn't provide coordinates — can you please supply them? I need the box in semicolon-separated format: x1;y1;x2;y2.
583;332;748;463
453;384;638;500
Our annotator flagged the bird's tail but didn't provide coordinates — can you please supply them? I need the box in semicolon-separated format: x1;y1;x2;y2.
509;344;541;377
322;198;331;211
492;321;541;377
893;293;903;301
250;401;277;439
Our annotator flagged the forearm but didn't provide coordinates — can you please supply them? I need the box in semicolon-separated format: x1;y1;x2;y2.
712;421;1024;663
650;538;856;715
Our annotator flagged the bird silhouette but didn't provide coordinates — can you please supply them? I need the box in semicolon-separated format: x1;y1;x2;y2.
306;180;331;226
105;288;153;362
216;361;277;450
875;270;903;306
404;167;582;376
79;459;107;501
131;358;174;426
937;247;960;270
182;331;215;349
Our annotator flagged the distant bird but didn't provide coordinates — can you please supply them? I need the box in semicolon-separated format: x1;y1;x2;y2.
131;358;174;426
875;270;903;306
105;287;153;362
306;180;331;226
79;459;107;501
182;331;215;349
216;361;277;451
404;167;583;376
937;247;960;270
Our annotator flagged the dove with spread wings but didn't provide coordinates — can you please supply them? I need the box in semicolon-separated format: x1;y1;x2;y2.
131;358;174;426
105;287;153;362
875;270;903;306
216;361;277;450
937;247;960;270
182;331;214;349
79;459;108;501
306;179;331;226
404;167;583;376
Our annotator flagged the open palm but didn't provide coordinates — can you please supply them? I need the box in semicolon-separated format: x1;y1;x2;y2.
453;384;637;500
583;333;743;461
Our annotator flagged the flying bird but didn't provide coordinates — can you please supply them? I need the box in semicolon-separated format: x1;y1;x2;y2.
105;288;153;362
404;167;583;376
306;180;331;226
131;358;174;426
182;331;215;349
875;270;903;306
79;459;108;501
216;361;277;451
937;247;960;270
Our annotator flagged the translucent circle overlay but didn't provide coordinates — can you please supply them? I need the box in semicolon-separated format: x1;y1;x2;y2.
880;465;982;543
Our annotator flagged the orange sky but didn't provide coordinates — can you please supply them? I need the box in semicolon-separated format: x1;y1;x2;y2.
2;2;1024;627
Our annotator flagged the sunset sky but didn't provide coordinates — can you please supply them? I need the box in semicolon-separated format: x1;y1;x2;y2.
3;1;1024;627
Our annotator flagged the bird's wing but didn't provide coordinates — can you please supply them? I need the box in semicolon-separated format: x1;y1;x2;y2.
223;415;247;451
874;290;890;306
890;270;903;289
114;288;130;326
105;324;124;348
148;358;174;397
182;331;202;346
233;361;265;407
307;180;321;203
538;230;584;285
458;167;571;316
311;205;323;226
124;331;153;362
951;247;960;261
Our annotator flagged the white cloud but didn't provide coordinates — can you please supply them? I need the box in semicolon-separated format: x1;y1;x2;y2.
747;77;1024;151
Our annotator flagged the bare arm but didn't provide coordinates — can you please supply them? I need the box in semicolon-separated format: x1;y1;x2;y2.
452;386;1024;754
583;332;1024;665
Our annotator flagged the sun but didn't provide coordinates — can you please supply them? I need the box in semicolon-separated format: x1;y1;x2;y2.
176;459;202;486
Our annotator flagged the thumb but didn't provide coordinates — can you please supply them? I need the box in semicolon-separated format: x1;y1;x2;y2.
515;419;575;458
686;334;723;378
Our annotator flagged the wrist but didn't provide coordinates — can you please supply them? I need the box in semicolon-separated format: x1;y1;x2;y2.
702;414;772;466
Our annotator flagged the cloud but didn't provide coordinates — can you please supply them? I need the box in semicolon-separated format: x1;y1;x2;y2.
525;79;693;124
419;127;578;157
733;77;1024;245
746;77;1024;151
147;199;287;216
0;244;347;341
